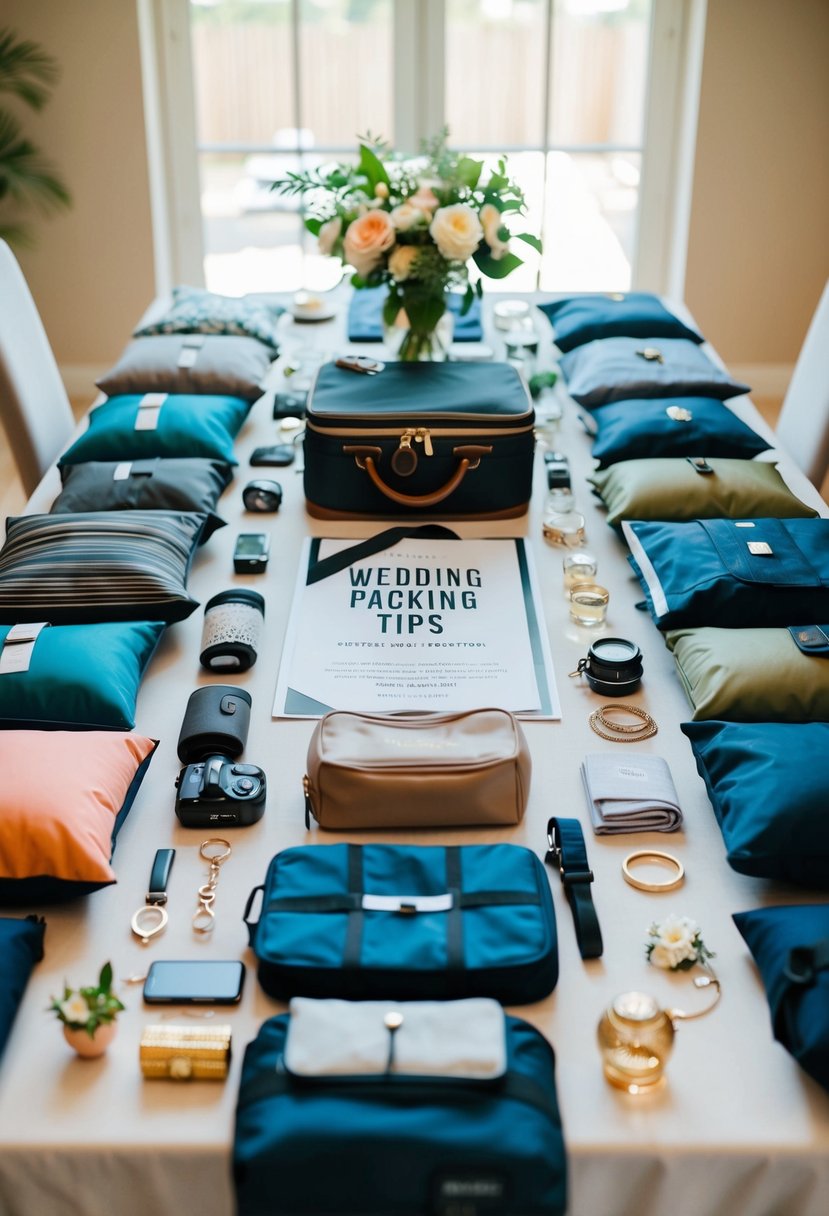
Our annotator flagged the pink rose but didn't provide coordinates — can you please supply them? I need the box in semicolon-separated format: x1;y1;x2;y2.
343;210;396;277
317;216;342;257
408;185;440;213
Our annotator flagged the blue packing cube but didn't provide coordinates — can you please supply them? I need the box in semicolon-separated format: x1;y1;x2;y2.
243;842;558;1004
233;1000;567;1216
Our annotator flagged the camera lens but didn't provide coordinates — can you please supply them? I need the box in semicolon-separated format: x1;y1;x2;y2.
577;637;643;697
243;479;283;512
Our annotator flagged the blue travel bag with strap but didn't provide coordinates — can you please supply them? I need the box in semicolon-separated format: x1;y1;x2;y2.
233;998;567;1216
243;842;558;1004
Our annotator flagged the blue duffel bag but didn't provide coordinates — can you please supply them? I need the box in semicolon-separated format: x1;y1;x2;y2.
233;997;567;1216
243;843;557;1004
623;516;829;630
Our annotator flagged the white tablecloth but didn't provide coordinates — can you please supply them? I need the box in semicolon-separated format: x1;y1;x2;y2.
2;291;828;1216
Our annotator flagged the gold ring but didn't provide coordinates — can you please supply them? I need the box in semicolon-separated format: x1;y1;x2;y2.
622;850;685;892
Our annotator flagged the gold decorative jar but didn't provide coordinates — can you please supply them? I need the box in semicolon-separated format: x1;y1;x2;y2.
597;991;676;1094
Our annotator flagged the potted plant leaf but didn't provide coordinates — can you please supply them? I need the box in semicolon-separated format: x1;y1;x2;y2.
0;26;71;246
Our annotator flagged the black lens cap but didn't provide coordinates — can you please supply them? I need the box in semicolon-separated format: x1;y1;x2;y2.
243;479;283;512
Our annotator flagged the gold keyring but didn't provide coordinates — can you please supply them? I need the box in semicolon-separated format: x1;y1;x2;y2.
199;838;232;864
622;850;685;893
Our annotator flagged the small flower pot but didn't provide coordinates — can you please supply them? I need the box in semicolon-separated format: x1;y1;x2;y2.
63;1021;118;1059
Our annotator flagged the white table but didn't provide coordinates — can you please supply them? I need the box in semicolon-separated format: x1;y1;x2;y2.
2;290;829;1216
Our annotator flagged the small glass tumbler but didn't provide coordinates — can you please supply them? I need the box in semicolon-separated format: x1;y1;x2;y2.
545;485;576;515
569;583;609;627
542;510;587;548
562;551;598;597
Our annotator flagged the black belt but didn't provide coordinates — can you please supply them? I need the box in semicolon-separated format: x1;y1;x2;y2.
545;817;603;960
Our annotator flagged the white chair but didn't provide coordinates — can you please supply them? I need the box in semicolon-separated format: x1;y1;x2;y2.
0;239;76;499
775;278;829;489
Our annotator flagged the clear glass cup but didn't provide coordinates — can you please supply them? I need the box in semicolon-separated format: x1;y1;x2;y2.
569;583;609;626
562;550;598;596
545;485;576;515
542;510;587;548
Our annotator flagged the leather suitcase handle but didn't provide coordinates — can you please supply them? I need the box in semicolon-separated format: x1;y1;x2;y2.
343;445;492;508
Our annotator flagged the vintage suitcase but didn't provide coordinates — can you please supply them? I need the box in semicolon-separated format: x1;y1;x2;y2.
303;361;535;519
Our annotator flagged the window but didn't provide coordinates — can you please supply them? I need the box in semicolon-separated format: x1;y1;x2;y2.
142;0;702;295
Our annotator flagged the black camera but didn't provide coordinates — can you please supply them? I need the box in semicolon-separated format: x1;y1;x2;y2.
174;755;266;827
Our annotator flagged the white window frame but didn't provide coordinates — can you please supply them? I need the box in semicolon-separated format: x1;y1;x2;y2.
139;0;707;297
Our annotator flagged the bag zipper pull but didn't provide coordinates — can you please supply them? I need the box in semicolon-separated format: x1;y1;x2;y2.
302;775;313;829
415;428;434;456
391;429;418;477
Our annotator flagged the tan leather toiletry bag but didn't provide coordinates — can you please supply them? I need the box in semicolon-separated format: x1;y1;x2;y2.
303;708;531;829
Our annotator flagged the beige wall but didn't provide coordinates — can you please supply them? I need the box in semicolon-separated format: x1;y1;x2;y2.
2;0;155;377
685;0;829;371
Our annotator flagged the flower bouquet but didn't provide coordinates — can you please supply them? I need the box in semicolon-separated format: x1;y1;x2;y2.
271;130;541;360
50;961;125;1057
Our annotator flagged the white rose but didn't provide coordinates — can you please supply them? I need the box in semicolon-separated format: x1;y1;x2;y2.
60;993;90;1024
648;945;673;970
429;203;484;262
479;202;510;261
388;245;420;282
342;209;396;277
650;915;699;969
390;203;426;232
317;216;342;257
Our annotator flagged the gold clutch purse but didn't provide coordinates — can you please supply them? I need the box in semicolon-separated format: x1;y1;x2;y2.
139;1024;232;1080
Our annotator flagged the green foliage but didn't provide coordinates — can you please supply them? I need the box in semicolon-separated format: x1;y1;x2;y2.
0;29;70;247
515;231;542;254
0;29;59;110
528;371;559;399
357;140;390;192
49;960;125;1038
473;247;523;279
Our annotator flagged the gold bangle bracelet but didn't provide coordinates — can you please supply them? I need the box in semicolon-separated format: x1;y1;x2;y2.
589;703;658;743
622;850;685;893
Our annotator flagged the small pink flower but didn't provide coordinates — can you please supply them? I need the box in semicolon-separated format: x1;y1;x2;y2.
408;185;440;213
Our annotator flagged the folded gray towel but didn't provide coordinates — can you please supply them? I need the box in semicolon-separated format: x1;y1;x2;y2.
581;752;682;834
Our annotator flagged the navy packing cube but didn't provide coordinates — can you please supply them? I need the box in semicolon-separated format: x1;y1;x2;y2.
734;905;829;1094
623;517;829;630
0;915;45;1057
303;361;535;519
234;999;567;1216
243;843;557;1004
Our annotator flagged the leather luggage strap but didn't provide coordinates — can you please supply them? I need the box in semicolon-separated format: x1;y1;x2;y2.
545;817;603;960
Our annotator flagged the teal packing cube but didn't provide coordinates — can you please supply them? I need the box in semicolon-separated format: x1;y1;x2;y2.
233;998;567;1216
303;361;535;520
243;842;558;1004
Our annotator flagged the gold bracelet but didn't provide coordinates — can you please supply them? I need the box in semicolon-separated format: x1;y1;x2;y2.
589;703;658;743
622;850;684;892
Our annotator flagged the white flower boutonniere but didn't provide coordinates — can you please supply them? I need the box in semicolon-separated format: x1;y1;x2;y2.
646;915;715;972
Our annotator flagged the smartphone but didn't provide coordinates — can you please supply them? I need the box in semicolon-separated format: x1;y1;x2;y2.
250;444;296;467
234;532;270;574
273;391;307;419
143;959;246;1005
